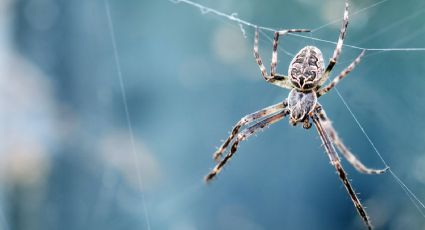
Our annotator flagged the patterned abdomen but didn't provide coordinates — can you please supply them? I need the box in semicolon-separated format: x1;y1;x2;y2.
288;46;324;91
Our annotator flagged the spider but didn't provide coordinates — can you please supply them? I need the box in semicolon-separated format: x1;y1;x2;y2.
205;1;388;229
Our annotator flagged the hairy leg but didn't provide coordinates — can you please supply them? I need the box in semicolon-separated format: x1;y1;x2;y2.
254;27;309;89
317;50;365;97
315;105;388;174
213;101;287;161
311;110;373;230
206;109;289;182
319;0;349;85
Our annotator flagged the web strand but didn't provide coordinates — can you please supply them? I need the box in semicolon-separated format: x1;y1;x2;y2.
105;1;152;229
173;0;425;219
172;0;425;52
311;0;389;32
334;88;425;217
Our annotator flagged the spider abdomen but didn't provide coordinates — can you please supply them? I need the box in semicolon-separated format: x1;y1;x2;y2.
287;89;317;123
289;46;324;91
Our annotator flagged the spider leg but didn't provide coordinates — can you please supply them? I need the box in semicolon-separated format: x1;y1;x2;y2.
271;29;311;76
317;50;365;97
319;1;349;86
212;101;287;161
206;109;289;182
310;109;373;230
316;105;388;174
254;27;309;89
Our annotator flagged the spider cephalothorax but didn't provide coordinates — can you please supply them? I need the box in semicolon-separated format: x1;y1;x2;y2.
289;46;324;91
206;1;387;229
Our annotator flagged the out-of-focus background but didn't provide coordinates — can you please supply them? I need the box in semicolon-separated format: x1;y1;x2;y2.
2;0;425;229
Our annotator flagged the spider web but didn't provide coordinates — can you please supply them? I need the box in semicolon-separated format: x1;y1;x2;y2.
104;1;152;230
103;0;425;229
169;0;425;223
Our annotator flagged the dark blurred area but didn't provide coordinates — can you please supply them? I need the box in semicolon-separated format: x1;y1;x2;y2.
2;0;425;229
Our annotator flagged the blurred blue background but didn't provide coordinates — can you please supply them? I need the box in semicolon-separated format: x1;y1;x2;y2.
2;0;425;229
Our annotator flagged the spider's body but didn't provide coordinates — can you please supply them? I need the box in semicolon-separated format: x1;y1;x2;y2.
289;46;324;91
287;89;316;125
287;46;323;125
205;1;387;229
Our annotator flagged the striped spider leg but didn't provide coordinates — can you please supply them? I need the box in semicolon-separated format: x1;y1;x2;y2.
254;26;310;89
310;106;372;230
317;1;349;87
315;105;389;174
315;1;364;97
317;49;366;97
206;106;290;181
212;101;287;162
